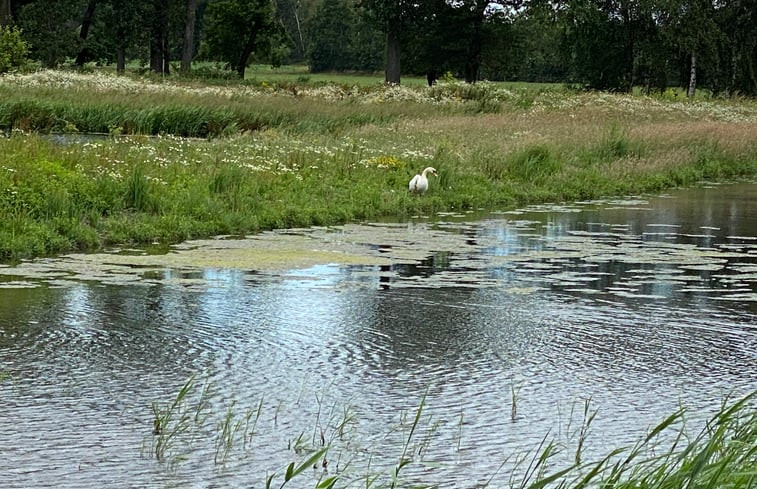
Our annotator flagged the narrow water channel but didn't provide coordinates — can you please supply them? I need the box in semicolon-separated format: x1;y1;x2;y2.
1;182;755;488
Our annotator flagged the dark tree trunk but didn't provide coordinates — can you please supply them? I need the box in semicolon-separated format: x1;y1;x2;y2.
75;0;98;66
180;0;197;75
236;26;261;79
464;5;485;83
150;0;170;74
0;0;11;26
112;0;127;73
236;52;249;79
117;47;125;73
385;18;401;84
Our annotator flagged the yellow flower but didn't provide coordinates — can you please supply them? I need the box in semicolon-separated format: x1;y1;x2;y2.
365;155;403;169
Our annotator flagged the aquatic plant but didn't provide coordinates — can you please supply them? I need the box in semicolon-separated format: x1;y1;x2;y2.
144;374;756;489
511;383;522;422
266;446;332;489
150;375;210;462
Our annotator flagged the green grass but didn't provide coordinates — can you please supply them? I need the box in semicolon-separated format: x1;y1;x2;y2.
0;70;755;262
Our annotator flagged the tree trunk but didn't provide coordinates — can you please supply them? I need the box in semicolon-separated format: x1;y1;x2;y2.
117;47;125;73
464;5;486;83
150;0;170;74
112;0;127;73
730;48;737;96
0;0;11;26
236;52;249;79
687;52;697;98
75;0;98;66
236;26;260;79
385;18;401;84
621;1;634;92
180;0;197;75
293;1;305;58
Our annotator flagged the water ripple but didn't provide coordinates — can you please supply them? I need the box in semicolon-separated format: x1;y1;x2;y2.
2;183;757;488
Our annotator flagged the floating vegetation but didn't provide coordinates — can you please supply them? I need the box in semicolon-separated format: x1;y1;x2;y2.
0;185;755;304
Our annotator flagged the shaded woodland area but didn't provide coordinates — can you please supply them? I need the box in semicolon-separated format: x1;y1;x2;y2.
0;0;756;96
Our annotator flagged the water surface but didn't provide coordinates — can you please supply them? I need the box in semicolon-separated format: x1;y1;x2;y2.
1;182;755;488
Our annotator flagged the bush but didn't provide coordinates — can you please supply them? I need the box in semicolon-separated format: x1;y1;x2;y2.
0;26;29;73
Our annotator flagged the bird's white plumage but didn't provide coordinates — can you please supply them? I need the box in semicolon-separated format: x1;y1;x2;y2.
409;167;437;194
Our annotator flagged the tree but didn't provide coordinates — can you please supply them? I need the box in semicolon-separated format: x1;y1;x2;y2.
691;0;757;96
101;0;148;73
307;0;356;71
443;1;522;83
275;0;310;62
180;0;197;74
74;0;98;66
481;2;567;82
658;0;720;97
150;0;170;74
361;0;418;84
306;0;381;72
0;0;11;26
560;0;636;90
716;0;757;96
18;0;84;67
201;0;277;79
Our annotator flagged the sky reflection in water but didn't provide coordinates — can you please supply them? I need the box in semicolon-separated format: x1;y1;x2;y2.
0;182;755;488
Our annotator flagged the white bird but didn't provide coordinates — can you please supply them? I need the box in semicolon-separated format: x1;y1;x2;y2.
408;167;438;194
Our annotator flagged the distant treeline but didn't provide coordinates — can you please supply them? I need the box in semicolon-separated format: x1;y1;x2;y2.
0;0;755;95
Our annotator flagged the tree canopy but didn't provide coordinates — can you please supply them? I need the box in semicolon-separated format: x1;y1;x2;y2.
0;0;754;95
201;0;278;78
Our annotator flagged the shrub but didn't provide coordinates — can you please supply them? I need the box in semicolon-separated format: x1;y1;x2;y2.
0;26;29;73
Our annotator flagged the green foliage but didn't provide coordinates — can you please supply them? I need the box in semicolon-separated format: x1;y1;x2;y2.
17;0;83;68
307;0;356;72
307;0;383;72
0;0;755;96
0;26;29;73
200;0;279;78
563;1;630;91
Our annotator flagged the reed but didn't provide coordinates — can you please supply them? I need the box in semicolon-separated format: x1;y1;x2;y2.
150;375;203;462
389;390;432;489
266;446;331;489
145;375;756;489
511;383;521;422
214;401;251;465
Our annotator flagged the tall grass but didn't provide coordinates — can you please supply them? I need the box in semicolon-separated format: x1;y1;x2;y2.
0;71;756;262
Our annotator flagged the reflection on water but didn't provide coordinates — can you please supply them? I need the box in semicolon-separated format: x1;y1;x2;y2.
0;182;756;488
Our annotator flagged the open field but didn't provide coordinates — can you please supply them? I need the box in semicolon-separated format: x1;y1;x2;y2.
0;69;756;262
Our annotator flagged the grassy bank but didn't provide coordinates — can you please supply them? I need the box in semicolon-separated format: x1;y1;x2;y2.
1;70;756;262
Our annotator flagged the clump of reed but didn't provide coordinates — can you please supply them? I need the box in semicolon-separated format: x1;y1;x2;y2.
147;375;756;489
149;375;211;462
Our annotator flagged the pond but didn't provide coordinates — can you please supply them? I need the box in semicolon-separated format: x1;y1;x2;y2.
1;181;755;488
